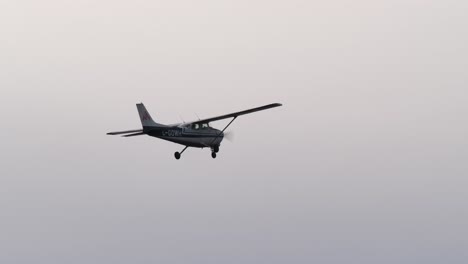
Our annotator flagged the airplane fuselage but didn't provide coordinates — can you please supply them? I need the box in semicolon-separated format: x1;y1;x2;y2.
144;125;223;148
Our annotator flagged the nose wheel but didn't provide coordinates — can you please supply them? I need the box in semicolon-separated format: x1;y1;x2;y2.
211;145;220;159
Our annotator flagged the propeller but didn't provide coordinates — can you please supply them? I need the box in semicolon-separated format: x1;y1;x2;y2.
224;130;235;142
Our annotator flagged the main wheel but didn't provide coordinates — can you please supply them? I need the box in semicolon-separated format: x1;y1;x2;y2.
174;152;181;160
211;152;217;159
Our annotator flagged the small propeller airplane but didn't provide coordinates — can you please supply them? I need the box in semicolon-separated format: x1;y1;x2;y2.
107;103;282;159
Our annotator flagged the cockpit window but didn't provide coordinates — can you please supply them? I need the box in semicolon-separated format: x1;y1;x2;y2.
192;123;209;130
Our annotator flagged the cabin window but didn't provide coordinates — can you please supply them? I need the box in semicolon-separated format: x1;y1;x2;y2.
202;123;209;129
193;124;200;130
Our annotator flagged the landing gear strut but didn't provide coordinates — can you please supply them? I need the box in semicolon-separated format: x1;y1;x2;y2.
174;146;188;160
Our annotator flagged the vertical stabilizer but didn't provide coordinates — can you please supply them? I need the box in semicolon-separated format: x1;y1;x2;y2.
136;103;161;127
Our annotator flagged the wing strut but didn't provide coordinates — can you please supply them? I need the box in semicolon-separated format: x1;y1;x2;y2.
210;116;237;145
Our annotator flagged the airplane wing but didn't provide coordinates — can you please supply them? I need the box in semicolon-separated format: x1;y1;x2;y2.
107;129;143;135
191;103;282;125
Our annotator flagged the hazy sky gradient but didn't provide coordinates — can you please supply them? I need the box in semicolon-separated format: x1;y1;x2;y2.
1;1;467;263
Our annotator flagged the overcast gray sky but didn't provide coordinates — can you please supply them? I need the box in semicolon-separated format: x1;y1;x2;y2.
1;0;467;263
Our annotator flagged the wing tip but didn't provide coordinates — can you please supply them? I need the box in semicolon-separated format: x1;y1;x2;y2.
267;102;283;108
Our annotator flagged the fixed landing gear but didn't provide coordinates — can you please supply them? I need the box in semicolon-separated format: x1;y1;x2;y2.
174;146;188;160
174;146;220;159
211;145;219;159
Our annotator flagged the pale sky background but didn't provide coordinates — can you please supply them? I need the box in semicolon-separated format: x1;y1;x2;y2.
1;0;467;263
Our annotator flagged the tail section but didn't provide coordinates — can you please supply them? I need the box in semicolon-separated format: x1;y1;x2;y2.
137;103;163;128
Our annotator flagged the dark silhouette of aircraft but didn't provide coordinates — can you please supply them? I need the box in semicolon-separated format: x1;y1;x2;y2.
107;103;282;159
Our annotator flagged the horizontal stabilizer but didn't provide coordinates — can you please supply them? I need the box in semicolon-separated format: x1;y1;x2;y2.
122;132;146;137
107;129;143;135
